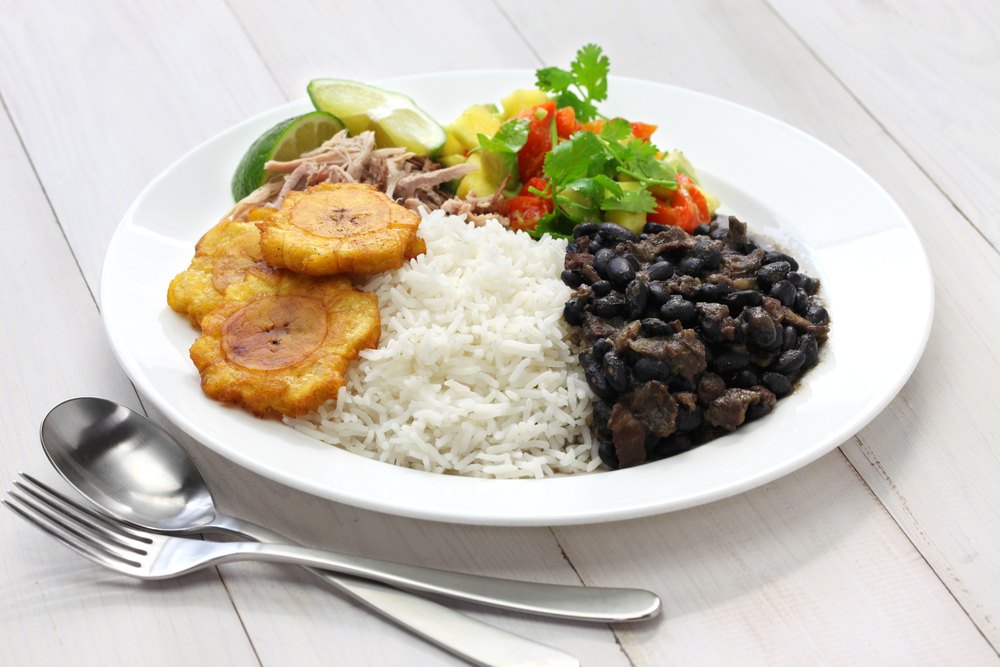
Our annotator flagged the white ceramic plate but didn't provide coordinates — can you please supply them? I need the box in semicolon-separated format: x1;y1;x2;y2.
101;71;933;526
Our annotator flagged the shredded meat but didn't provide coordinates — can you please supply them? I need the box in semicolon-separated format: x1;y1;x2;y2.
229;130;480;221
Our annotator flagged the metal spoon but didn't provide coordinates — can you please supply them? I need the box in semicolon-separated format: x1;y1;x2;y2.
39;397;587;667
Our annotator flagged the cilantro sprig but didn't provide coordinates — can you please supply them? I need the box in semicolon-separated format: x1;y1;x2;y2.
536;44;609;123
525;120;678;240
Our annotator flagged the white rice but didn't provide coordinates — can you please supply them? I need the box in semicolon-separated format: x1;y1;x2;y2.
284;211;600;478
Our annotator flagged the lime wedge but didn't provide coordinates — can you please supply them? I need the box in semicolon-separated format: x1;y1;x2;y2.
307;78;447;157
231;110;344;201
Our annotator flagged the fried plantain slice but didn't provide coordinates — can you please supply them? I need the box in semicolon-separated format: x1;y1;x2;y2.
167;215;279;327
256;182;423;275
190;271;380;418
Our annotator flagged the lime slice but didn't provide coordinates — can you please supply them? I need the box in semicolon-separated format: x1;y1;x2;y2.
231;110;344;201
307;78;447;157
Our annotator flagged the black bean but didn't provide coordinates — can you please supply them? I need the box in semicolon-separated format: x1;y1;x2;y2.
744;401;771;422
805;304;829;326
757;261;791;290
607;256;636;288
585;364;617;400
603;352;631;393
660;297;697;325
798;334;819;369
677;257;704;276
793;288;809;314
647;282;671;304
639;233;649;241
693;223;711;236
730;369;759;388
713;348;751;375
760;371;792;397
591;280;614;297
599;221;640;244
563;297;587;326
644;432;662;452
625;280;648;319
640;318;674;337
653;433;693;459
675;405;703;432
787;271;815;294
587;237;604;254
644;222;670;234
742;241;759;254
770;279;796;307
762;251;799;272
692;282;733;303
593;294;625;318
573;222;600;239
561;269;584;288
565;242;582;254
593;248;615;278
598;441;619;469
693;239;723;270
773;349;806;375
633;357;673;382
669;377;696;393
593;400;613;426
592;338;612;358
723;289;763;314
647;260;675;281
743;306;780;351
709;227;729;241
623;253;641;271
782;325;798;351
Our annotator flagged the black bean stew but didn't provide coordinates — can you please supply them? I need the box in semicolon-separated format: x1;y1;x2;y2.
561;216;830;470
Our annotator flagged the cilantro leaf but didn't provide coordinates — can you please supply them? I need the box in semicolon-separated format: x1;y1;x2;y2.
543;131;608;183
533;43;610;122
571;44;609;103
600;186;658;213
600;118;632;142
476;118;529;154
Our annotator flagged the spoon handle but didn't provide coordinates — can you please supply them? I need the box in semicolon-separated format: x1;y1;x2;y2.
212;514;580;667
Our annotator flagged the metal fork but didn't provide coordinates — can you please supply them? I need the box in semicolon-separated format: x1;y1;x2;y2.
5;474;660;622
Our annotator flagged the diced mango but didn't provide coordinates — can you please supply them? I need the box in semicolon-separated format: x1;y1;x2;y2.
447;105;502;151
500;89;552;120
456;153;495;199
438;130;465;158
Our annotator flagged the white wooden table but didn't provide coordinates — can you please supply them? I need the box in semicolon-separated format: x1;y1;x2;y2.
2;1;999;665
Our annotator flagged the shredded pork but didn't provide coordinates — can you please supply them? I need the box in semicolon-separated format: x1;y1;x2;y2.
230;130;498;222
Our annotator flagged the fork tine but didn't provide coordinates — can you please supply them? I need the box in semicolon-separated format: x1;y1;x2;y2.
18;473;153;545
3;493;142;570
6;478;152;566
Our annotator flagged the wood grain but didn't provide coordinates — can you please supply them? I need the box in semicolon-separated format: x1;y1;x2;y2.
0;77;260;667
1;0;999;664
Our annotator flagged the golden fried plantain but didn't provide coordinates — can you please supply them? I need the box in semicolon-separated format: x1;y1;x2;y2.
167;217;279;327
189;271;380;418
256;182;423;275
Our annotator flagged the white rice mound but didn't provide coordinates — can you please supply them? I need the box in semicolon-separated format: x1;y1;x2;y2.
284;211;600;479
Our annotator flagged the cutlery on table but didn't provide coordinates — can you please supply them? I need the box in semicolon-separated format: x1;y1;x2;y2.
7;471;659;622
19;397;659;666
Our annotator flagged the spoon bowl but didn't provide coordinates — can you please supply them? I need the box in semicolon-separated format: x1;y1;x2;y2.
40;397;218;531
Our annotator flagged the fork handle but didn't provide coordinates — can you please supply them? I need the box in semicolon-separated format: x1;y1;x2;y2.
203;518;659;623
214;516;579;667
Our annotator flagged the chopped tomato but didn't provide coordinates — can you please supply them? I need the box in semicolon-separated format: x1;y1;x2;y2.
519;177;551;198
646;174;710;233
501;179;553;232
628;121;657;143
555;107;580;139
515;102;556;182
578;118;657;142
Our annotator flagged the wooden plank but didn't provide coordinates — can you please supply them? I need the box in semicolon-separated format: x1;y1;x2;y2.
0;0;288;290
0;85;260;667
768;0;1000;250
555;452;998;666
497;0;1000;658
